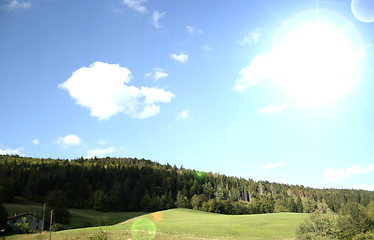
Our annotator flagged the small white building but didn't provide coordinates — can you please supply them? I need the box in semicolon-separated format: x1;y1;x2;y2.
7;212;45;233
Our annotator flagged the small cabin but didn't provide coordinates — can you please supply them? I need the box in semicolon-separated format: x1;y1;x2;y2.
7;212;46;232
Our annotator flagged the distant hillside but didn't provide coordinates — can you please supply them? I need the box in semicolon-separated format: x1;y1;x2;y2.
1;154;374;217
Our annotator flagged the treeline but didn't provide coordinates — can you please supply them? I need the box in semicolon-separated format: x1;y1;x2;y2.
1;155;374;218
296;201;374;239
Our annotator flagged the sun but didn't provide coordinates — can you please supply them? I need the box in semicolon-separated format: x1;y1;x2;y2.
271;11;364;104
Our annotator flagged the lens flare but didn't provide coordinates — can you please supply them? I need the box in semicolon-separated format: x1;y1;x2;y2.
152;212;163;223
194;171;206;181
131;218;156;240
351;0;374;23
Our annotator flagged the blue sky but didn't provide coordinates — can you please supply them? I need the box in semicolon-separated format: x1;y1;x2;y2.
1;0;374;190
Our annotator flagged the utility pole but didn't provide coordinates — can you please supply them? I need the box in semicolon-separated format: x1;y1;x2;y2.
42;203;46;231
33;210;36;230
49;209;53;240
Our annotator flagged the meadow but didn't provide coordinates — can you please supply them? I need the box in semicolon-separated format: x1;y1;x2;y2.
4;198;146;228
4;208;308;240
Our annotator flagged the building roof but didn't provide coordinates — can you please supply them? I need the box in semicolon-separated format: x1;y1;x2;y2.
7;212;33;220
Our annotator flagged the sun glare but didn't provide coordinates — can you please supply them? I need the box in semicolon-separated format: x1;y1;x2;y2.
272;11;364;104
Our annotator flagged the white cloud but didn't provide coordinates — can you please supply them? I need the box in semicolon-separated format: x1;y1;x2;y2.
239;28;262;45
141;86;174;104
0;147;22;155
323;168;348;182
31;139;39;145
323;164;374;182
59;62;175;120
138;104;160;119
264;162;288;170
2;0;31;10
145;68;168;81
202;45;214;51
56;134;82;148
144;72;152;78
152;10;165;28
354;184;374;191
177;110;189;120
186;26;203;35
346;164;374;174
170;53;188;64
154;71;168;81
97;139;107;145
259;104;287;114
234;52;275;91
87;146;116;159
122;0;147;13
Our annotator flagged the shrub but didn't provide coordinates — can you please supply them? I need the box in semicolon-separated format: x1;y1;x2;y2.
89;229;109;240
95;216;109;226
51;223;69;231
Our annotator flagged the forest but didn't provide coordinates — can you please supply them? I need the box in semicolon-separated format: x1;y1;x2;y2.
1;154;374;226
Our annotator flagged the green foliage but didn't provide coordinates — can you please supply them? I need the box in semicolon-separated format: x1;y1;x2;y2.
316;199;331;214
336;203;372;239
191;194;201;210
232;201;247;214
46;190;71;225
296;210;340;239
0;202;7;228
89;229;109;240
1;154;374;218
175;191;190;208
353;230;374;240
367;201;374;224
0;179;13;202
140;192;151;211
93;190;107;211
247;198;260;214
302;197;318;213
246;197;275;214
274;199;288;213
15;217;29;233
296;203;374;240
95;216;109;226
51;223;69;231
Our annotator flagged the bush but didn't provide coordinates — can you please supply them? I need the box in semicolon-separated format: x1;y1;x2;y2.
51;223;69;231
296;203;374;240
336;203;372;239
89;229;108;240
84;222;93;227
295;211;340;239
353;230;374;240
95;216;109;226
15;217;29;233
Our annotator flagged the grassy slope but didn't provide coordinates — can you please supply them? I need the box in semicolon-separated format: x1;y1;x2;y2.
4;198;146;228
5;209;308;240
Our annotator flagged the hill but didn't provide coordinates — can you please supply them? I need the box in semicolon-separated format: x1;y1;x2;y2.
1;154;374;219
5;209;309;240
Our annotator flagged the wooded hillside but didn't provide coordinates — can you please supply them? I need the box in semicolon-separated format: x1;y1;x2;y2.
1;155;373;215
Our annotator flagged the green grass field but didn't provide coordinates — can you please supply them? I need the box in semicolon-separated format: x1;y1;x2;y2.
4;198;146;228
5;209;308;240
